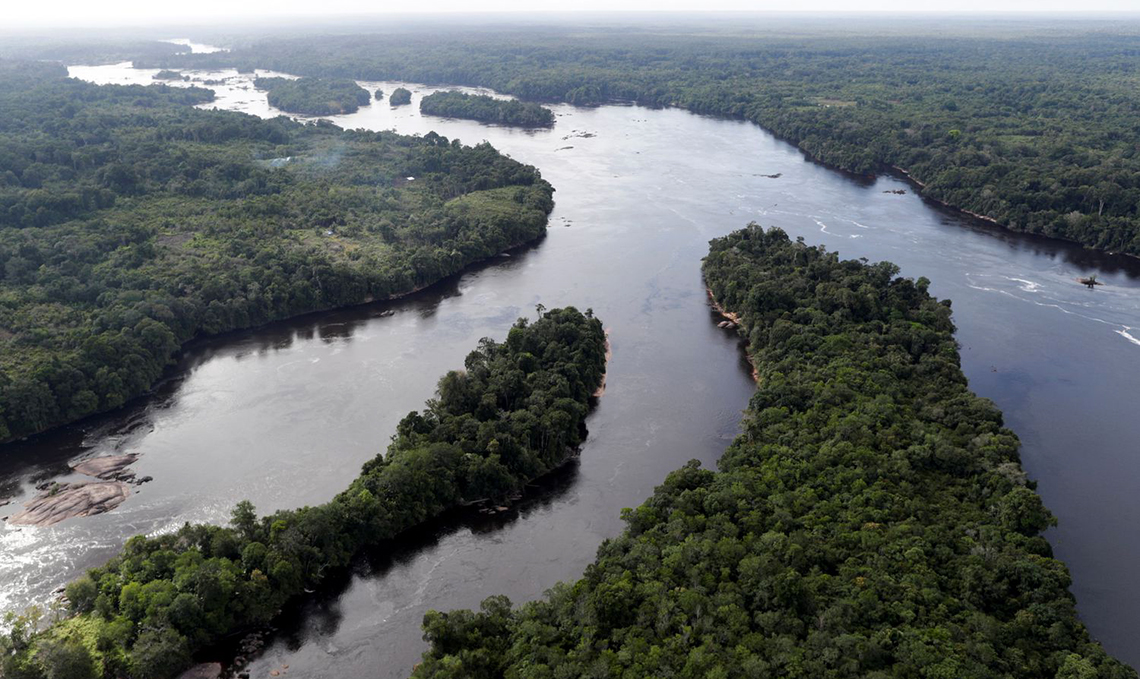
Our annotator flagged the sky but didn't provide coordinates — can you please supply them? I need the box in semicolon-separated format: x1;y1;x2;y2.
5;0;1140;29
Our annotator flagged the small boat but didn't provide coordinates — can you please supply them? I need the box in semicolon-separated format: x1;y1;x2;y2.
1077;275;1103;289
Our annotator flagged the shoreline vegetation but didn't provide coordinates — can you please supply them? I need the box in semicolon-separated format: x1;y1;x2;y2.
0;307;608;679
706;287;760;383
0;60;555;446
410;226;1134;678
419;91;556;127
253;76;371;115
591;330;612;397
389;87;412;106
146;27;1140;257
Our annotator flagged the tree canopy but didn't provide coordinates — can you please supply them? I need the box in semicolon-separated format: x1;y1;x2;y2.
410;226;1133;679
254;76;372;115
0;306;607;679
389;87;413;106
154;25;1140;256
0;60;553;444
420;91;555;127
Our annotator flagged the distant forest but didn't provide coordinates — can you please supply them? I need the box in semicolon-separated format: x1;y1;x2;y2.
0;59;553;443
411;227;1135;678
420;91;555;127
151;27;1140;256
254;76;372;115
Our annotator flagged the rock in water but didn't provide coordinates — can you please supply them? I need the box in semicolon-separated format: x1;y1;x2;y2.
8;482;130;526
71;454;138;480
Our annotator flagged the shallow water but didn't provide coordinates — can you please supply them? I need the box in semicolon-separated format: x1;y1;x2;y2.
0;53;1137;673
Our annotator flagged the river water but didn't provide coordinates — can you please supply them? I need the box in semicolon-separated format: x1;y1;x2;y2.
0;53;1136;673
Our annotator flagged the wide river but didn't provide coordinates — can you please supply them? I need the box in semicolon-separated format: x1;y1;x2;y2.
0;53;1137;673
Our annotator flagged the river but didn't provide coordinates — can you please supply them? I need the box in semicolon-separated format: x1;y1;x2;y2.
0;52;1137;674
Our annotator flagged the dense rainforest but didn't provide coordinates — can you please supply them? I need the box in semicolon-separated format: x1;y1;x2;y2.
420;91;555;128
151;70;187;82
254;76;372;115
0;59;554;444
410;226;1133;678
150;25;1140;256
0;306;608;679
389;87;412;106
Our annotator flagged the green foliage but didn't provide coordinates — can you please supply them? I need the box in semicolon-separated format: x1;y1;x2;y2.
5;308;606;679
151;70;187;82
420;91;555;127
0;62;553;443
390;87;413;106
254;76;372;115
161;26;1140;255
410;226;1133;678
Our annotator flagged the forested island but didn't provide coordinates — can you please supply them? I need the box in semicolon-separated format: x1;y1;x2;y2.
0;59;554;444
389;87;412;106
411;227;1133;678
254;75;371;115
420;91;555;127
151;70;187;81
151;25;1140;256
0;306;607;679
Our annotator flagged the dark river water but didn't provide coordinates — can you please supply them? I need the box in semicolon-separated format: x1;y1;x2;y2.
0;53;1137;674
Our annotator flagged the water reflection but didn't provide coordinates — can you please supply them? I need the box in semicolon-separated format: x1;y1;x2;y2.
268;459;582;658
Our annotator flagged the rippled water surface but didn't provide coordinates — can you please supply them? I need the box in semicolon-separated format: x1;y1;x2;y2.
0;51;1137;674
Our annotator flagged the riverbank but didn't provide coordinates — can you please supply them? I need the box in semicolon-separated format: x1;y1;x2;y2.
3;308;607;679
706;287;760;383
0;224;552;453
23;62;1140;672
592;330;613;398
408;226;1138;678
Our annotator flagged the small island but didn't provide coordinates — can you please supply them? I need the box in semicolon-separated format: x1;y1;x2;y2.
389;86;412;106
420;90;555;127
255;76;371;115
374;87;384;100
152;69;188;81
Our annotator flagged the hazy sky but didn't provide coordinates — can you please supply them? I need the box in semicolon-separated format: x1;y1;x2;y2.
7;0;1140;28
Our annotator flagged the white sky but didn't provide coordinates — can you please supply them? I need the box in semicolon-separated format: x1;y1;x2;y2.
6;0;1140;29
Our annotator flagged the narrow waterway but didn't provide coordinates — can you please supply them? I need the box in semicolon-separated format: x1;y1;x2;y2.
0;55;1137;674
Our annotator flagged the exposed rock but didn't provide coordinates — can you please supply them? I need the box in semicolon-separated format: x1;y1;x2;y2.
176;662;222;679
71;454;138;481
8;482;130;527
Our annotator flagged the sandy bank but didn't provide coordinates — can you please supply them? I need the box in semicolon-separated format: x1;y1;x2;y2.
706;288;760;383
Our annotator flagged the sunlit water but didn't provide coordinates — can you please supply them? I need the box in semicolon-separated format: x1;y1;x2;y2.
0;48;1137;673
